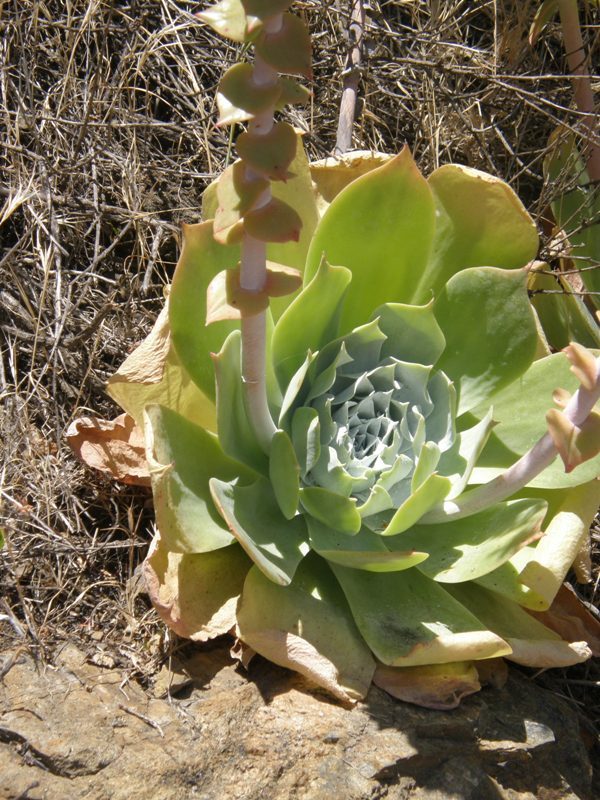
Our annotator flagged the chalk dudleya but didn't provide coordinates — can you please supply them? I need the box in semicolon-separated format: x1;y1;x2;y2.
99;1;600;707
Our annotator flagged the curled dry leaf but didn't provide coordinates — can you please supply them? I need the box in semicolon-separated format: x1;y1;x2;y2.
239;629;359;704
230;638;256;669
67;413;150;486
373;661;481;710
529;583;600;657
143;532;249;642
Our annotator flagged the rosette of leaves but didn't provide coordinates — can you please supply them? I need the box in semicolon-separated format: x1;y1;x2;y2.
72;1;600;708
103;143;600;706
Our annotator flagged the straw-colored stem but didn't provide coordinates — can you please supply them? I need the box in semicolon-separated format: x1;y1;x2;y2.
557;0;600;182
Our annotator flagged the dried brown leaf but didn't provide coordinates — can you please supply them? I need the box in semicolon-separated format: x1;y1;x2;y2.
67;413;150;486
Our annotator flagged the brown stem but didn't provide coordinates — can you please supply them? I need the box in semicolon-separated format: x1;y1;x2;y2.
557;0;600;183
334;0;365;156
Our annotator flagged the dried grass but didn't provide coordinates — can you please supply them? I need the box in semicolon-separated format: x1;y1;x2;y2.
1;0;599;724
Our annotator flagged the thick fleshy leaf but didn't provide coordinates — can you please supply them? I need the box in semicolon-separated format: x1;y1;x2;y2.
300;486;362;534
474;560;547;611
143;533;251;641
144;404;253;553
236;554;375;702
565;341;598;390
198;0;262;43
380;474;452;536
305;147;436;333
214;162;269;238
331;564;511;667
425;163;539;301
391;499;547;583
447;583;591;668
236;122;297;181
244;196;302;243
530;583;600;657
438;408;495;498
517;481;600;609
271;258;351;389
374;661;480;710
269;429;300;519
434;268;538;414
255;13;312;78
371;301;445;366
107;302;216;433
66;413;149;486
308;517;428;573
310;151;394;214
470;351;600;488
169;222;239;403
546;407;600;472
210;477;309;585
217;63;281;125
213;331;268;474
290;406;320;476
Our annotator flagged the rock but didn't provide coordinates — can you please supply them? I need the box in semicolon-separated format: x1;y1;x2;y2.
0;642;594;799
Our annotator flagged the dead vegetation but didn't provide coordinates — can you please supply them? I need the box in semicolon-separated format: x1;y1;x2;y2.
1;0;599;729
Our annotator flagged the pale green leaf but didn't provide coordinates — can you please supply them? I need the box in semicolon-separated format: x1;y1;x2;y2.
269;429;300;519
391;498;547;583
381;473;452;536
300;486;362;534
213;331;268;474
210;477;309;585
434;268;538;414
474;560;548;611
236;554;375;702
308;517;428;573
372;300;446;366
145;404;254;554
421;163;539;302
330;565;511;667
169;222;239;403
305;147;436;333
271;258;351;390
470;351;600;488
447;582;591;667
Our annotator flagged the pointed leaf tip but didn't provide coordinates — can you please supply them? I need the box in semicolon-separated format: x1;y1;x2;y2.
546;407;600;472
563;342;598;391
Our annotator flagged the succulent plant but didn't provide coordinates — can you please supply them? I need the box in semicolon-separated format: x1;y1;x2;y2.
70;1;600;708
